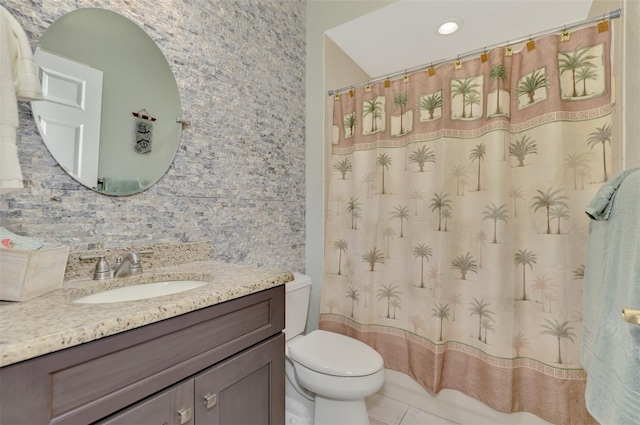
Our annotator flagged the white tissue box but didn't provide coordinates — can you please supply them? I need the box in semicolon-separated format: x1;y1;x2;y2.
0;246;69;301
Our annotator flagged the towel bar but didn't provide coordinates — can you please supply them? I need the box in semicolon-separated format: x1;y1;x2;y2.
176;117;190;129
622;308;640;326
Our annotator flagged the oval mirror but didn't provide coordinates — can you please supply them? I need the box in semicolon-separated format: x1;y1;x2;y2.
31;8;182;196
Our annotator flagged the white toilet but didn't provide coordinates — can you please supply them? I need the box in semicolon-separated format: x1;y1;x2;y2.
284;273;385;425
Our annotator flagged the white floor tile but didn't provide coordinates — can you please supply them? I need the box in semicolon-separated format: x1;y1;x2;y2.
366;393;409;425
399;406;458;425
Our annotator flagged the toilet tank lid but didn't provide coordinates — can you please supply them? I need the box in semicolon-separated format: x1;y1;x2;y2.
288;330;383;377
286;273;312;292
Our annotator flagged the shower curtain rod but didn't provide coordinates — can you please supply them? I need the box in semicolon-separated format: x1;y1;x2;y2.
327;8;621;96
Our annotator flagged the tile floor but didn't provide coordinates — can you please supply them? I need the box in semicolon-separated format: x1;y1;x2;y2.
366;393;458;425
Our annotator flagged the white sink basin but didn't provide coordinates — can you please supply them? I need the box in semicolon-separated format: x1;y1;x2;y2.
74;280;210;304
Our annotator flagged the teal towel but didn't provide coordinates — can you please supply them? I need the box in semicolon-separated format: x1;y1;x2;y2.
585;167;640;221
102;177;141;194
581;168;640;425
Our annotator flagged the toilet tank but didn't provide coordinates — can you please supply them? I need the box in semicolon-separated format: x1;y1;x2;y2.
284;273;312;342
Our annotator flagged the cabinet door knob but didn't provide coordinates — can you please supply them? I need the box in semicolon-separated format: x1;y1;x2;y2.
177;407;192;424
203;393;217;410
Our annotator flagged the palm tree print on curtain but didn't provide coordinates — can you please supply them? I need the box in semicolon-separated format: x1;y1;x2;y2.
451;75;483;119
509;134;538;167
558;43;605;100
409;145;435;172
488;63;509;117
392;91;412;136
323;24;612;425
587;123;612;182
343;112;356;137
413;243;432;288
332;157;352;179
419;90;443;121
517;67;548;108
362;96;386;135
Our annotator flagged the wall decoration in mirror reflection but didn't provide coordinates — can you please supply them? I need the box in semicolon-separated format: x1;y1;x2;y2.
132;109;155;155
31;8;185;196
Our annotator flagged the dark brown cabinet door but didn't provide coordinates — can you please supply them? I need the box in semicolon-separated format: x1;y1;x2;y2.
194;333;285;425
97;380;194;425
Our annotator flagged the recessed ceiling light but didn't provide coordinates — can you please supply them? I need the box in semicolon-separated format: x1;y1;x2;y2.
438;19;462;35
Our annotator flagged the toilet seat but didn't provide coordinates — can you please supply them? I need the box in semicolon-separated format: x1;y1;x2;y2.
288;330;383;377
291;357;385;400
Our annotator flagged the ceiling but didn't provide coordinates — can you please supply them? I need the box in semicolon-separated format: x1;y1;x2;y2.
325;0;594;79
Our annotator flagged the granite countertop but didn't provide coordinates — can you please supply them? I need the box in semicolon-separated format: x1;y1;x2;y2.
0;261;293;367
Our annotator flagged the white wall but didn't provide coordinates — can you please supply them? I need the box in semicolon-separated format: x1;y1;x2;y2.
619;0;640;169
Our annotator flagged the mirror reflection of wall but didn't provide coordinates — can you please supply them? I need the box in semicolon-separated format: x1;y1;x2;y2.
32;8;182;196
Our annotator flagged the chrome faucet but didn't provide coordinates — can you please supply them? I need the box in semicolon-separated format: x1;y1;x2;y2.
113;249;154;278
79;253;113;280
80;249;154;280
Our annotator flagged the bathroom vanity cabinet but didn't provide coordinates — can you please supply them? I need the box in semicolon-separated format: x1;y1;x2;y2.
0;285;285;425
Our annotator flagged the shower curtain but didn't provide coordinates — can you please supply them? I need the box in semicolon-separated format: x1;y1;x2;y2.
320;24;612;425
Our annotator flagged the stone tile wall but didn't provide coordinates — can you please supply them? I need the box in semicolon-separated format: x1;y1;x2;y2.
1;0;306;273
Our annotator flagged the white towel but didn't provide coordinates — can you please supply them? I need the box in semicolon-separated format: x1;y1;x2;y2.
0;6;43;193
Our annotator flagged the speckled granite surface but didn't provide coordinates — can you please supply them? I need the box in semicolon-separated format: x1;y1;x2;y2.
64;240;212;281
0;261;293;367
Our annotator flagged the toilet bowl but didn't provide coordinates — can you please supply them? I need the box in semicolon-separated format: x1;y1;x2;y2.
284;273;385;425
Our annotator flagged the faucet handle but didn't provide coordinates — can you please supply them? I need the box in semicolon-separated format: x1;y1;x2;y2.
129;249;154;275
79;253;113;280
130;249;154;264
